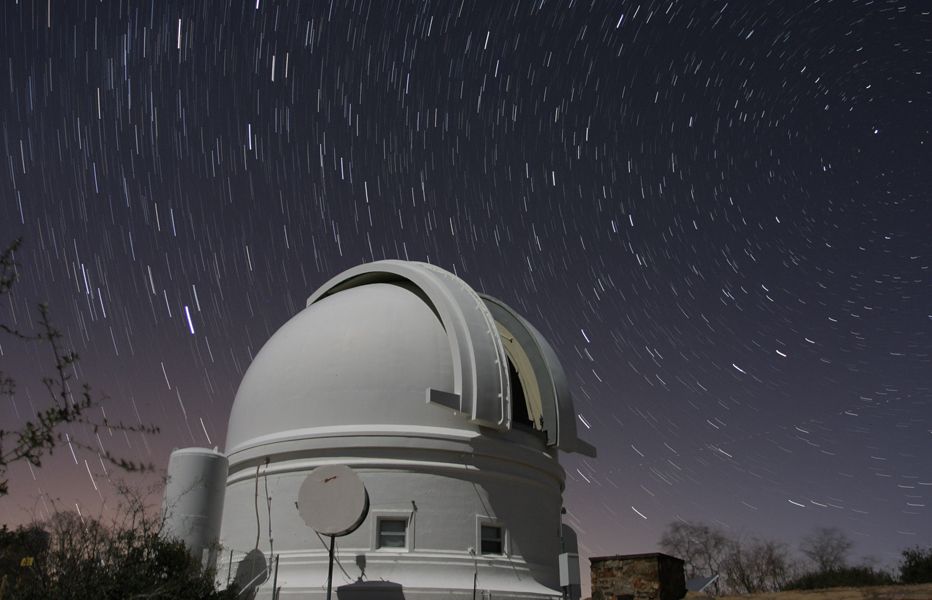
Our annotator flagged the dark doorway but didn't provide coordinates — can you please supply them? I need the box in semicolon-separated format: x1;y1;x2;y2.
508;357;534;428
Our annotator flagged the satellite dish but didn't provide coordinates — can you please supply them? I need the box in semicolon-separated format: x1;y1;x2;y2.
297;464;369;537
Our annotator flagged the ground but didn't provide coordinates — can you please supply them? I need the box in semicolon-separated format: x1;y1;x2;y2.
682;583;932;600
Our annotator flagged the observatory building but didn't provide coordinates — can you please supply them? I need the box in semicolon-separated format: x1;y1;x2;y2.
163;261;594;599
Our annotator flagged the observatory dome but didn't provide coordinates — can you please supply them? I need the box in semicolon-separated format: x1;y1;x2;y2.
211;260;594;599
226;280;461;452
226;260;594;457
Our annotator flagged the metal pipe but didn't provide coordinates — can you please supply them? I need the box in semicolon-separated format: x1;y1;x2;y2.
326;535;336;600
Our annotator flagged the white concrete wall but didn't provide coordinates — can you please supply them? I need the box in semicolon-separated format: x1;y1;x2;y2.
218;427;565;599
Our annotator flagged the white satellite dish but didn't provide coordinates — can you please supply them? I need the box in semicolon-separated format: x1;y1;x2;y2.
297;464;369;536
297;465;370;600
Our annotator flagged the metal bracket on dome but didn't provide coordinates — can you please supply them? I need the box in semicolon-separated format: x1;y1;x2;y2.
426;388;461;412
307;261;512;431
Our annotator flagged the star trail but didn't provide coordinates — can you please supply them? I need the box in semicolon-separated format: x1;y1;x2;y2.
1;0;930;575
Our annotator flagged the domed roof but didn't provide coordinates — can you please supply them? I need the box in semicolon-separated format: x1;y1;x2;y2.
225;261;594;457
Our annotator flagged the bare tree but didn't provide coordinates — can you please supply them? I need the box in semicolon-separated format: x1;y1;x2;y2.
800;526;853;572
0;238;158;496
659;520;729;594
722;536;793;594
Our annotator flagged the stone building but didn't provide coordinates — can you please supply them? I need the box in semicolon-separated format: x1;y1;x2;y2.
590;553;686;600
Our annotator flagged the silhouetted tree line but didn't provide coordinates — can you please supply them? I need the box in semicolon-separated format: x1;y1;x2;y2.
660;520;932;595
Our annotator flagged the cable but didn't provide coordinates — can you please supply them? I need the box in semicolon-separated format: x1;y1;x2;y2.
264;458;273;557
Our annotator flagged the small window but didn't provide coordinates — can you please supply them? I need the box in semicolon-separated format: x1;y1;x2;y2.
480;525;503;555
377;518;407;549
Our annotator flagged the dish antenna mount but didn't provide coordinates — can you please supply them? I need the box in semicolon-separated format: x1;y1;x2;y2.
297;465;370;599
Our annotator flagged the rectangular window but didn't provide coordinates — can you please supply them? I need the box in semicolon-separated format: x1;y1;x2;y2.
377;518;407;549
480;524;503;554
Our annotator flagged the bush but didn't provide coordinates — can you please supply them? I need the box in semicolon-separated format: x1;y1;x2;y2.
900;546;932;584
0;487;237;600
0;524;50;591
783;566;895;590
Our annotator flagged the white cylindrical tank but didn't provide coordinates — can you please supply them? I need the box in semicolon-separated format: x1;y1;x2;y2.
162;447;228;566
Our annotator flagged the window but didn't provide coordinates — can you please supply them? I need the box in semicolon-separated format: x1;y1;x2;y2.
377;518;407;549
370;510;413;551
480;525;503;555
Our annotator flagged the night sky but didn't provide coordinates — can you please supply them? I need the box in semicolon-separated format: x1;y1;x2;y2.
2;0;930;578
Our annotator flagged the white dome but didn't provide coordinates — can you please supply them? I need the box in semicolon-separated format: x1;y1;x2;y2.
226;281;464;453
226;260;594;457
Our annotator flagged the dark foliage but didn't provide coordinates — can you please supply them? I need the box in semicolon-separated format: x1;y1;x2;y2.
0;511;238;599
0;524;50;592
899;546;932;584
783;566;895;590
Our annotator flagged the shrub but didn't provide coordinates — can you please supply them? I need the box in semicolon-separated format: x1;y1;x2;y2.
0;486;237;600
900;546;932;584
783;566;895;590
